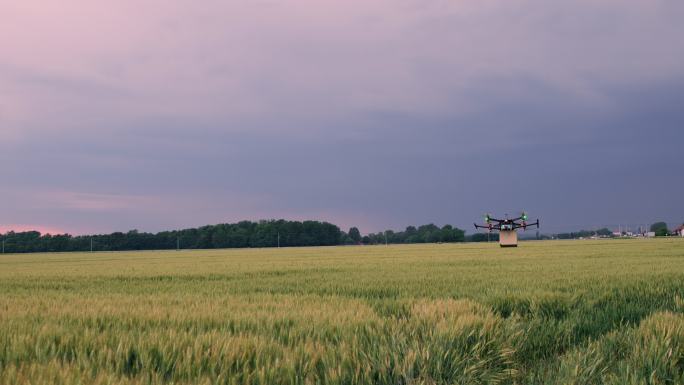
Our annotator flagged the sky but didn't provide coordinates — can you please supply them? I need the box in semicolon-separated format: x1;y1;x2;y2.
1;0;683;235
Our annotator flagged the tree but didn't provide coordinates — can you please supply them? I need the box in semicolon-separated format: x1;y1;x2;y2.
596;228;612;237
650;222;669;237
348;227;361;244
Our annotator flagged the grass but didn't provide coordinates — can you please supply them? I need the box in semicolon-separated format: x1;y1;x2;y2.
0;238;683;384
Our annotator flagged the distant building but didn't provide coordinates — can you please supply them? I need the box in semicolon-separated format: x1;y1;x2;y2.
674;225;684;237
645;232;656;238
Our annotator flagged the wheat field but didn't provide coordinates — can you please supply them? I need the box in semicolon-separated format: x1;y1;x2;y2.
1;239;683;384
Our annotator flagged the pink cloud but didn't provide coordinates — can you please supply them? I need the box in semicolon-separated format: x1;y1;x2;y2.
0;224;67;235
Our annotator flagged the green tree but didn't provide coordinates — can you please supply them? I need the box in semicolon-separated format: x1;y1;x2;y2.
348;227;361;243
596;228;612;237
650;222;669;236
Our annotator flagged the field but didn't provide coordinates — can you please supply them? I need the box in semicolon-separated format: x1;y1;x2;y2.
1;239;684;385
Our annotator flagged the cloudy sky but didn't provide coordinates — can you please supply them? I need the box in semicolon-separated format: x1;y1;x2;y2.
1;0;683;235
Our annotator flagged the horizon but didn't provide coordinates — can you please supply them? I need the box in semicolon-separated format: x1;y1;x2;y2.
2;1;683;235
0;218;680;238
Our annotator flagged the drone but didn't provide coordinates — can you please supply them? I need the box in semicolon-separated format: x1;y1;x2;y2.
474;212;540;247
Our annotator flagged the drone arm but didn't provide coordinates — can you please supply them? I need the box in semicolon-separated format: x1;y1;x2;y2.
514;219;540;230
475;223;500;231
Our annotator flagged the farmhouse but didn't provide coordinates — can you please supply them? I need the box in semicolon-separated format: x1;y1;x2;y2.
674;224;684;237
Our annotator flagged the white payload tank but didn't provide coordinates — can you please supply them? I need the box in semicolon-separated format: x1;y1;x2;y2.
499;230;518;247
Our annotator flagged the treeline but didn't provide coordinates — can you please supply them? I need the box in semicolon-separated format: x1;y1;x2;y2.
360;224;466;244
468;232;500;242
0;220;341;253
556;228;613;239
0;220;469;254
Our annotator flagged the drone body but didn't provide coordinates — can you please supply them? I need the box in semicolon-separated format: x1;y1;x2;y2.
474;212;540;247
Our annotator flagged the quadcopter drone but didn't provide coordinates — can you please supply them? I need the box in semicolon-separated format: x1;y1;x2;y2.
474;212;540;247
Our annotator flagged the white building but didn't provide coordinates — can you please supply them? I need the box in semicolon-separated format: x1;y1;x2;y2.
675;225;684;237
